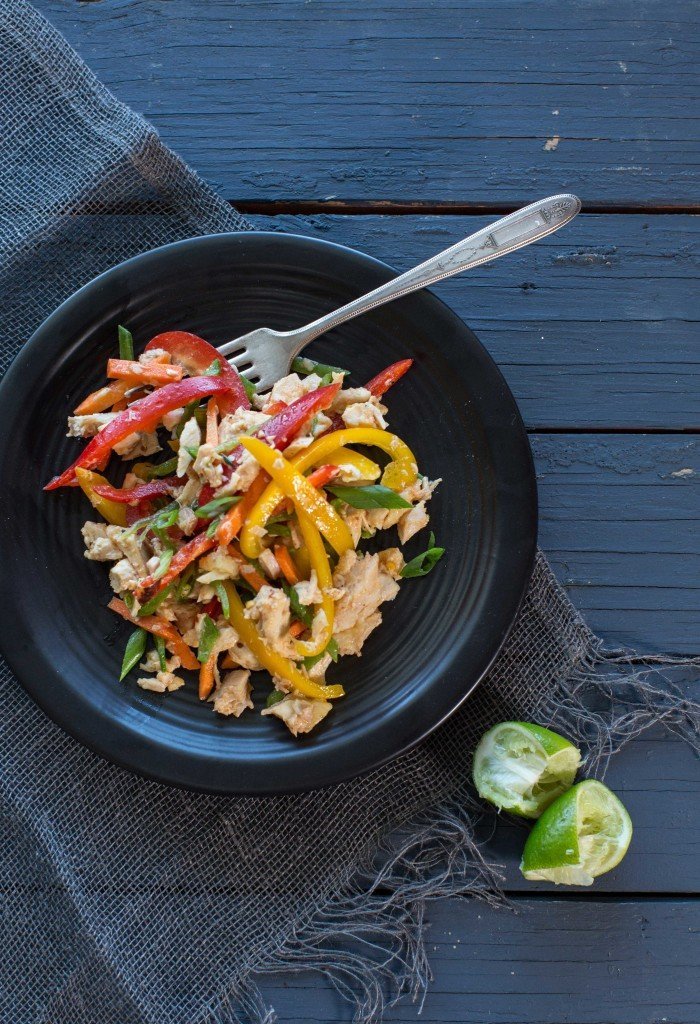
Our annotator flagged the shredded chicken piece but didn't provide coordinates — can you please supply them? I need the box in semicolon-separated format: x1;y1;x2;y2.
262;372;322;410
341;397;388;430
177;506;198;536
226;640;263;672
378;547;405;580
331;550;400;656
397;502;430;543
197;547;241;584
244;585;296;658
258;548;282;580
261;693;332;736
218;408;270;445
67;413;116;437
109;558;140;593
177;417;201;477
139;348;169;364
330;386;371;413
162;407;184;431
82;522;123;561
193;442;224;488
212;669;253;717
216;450;260;496
294;570;323;606
176;473;201;508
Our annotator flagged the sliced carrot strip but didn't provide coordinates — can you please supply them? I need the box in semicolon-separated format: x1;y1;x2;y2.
274;544;300;585
107;358;184;385
205;398;219;447
198;653;217;700
108;597;198;671
136;531;215;600
74;379;132;415
289;620;306;638
216;471;269;547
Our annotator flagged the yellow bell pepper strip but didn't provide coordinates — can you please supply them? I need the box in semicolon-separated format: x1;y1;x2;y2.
293;510;334;659
75;467;128;526
324;446;380;482
239;437;354;558
240;428;416;559
221;581;343;701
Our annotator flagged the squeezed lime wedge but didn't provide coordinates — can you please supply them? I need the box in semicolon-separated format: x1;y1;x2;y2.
520;779;633;886
472;722;581;819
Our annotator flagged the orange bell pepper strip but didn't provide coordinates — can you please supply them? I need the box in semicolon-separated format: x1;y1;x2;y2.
108;598;198;670
107;358;184;386
215;471;269;547
221;582;343;701
46;376;233;490
238;438;353;557
73;379;133;415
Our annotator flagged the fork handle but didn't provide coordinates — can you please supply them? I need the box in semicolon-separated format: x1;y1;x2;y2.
286;194;581;354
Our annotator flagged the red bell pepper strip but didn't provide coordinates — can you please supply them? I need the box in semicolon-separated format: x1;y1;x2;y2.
365;358;413;398
108;598;199;671
225;381;342;475
44;376;232;491
136;530;216;600
92;478;180;505
145;331;250;415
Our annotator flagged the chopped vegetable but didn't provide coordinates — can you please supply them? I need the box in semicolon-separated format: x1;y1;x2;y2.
136;530;216;599
240;427;416;558
154;635;168;672
213;580;230;619
107;358;183;386
118;325;135;361
92;478;179;505
45;376;233;490
222;582;343;701
199;654;217;700
74;379;132;415
194;495;241;519
197;614;220;663
400;532;445;578
145;331;250;414
216;471;269;547
291;356;349;378
293;510;335;658
326;483;412;510
239;437;354;557
109;597;199;671
274;544;300;585
364;358;413;398
75;467;128;526
119;627;147;681
132;456;179;481
240;375;257;402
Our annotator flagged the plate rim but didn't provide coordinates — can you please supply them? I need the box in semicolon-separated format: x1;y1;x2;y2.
0;230;537;794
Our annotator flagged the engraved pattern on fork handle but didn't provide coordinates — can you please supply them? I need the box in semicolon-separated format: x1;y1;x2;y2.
287;194;581;355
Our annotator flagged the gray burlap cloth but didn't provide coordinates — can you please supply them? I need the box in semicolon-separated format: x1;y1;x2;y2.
1;4;698;1022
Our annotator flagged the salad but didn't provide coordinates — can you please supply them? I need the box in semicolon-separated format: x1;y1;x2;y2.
45;328;443;737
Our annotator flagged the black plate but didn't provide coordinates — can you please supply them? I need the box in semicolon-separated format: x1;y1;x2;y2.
0;232;537;794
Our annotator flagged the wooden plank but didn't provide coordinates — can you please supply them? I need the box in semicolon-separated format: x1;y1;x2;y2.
256;897;700;1022
34;0;699;205
253;213;699;430
532;434;699;653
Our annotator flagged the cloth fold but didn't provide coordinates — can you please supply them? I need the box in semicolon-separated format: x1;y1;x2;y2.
1;3;697;1022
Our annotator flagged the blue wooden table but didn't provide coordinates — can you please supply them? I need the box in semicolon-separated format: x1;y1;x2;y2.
36;2;699;1020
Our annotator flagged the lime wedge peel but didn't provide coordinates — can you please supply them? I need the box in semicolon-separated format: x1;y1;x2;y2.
472;722;581;819
520;779;633;886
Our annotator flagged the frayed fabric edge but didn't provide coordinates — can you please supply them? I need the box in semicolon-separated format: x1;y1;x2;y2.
202;639;699;1024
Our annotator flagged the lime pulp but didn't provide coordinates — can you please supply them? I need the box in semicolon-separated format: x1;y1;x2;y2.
472;722;581;819
520;779;633;886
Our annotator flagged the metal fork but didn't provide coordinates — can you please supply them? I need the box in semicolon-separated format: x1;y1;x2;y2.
219;193;581;391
